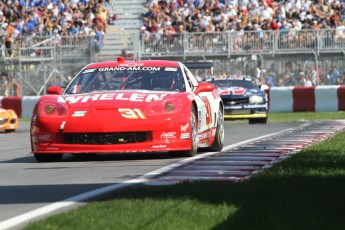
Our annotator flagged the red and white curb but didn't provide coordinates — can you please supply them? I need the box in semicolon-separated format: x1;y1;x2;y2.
147;120;345;185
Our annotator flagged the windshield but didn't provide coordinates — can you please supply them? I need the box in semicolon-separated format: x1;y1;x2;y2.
211;79;257;89
64;67;186;94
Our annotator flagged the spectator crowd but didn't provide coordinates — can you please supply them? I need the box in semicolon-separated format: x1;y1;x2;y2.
142;0;345;37
0;0;112;57
141;0;345;87
0;0;114;96
249;61;345;87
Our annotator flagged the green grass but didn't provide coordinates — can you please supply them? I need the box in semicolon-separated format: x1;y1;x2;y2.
268;111;345;122
23;118;345;230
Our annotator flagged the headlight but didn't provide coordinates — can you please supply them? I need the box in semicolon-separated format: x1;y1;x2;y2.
145;98;182;115
38;101;68;118
249;95;264;104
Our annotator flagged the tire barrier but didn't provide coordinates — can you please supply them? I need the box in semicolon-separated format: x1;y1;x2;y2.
1;97;22;118
0;96;39;118
268;86;345;113
1;86;345;118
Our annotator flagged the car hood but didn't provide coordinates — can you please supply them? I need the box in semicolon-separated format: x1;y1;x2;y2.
58;91;175;108
0;108;13;117
216;87;262;96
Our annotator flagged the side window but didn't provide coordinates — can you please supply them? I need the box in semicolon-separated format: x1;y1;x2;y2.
183;67;195;91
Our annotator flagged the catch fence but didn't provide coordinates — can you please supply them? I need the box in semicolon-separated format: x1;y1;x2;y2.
1;28;345;96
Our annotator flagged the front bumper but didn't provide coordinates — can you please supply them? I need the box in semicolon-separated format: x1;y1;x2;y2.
31;114;195;154
223;104;267;119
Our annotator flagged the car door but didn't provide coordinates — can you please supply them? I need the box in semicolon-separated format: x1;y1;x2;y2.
183;66;215;132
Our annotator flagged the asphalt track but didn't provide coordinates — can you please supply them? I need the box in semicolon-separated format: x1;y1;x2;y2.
1;120;343;230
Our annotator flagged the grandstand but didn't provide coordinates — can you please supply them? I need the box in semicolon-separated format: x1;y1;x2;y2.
0;0;345;95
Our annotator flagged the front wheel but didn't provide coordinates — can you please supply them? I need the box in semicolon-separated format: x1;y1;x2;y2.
34;153;63;162
206;109;224;151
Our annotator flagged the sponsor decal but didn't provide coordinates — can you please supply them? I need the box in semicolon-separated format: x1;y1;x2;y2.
151;145;167;149
198;131;210;140
161;132;176;139
46;147;59;150
217;89;230;95
38;134;52;141
243;104;267;108
58;93;168;104
224;105;242;109
60;121;66;130
212;90;219;99
83;68;96;73
118;108;146;119
181;123;189;132
202;96;212;125
165;67;178;72
220;87;247;95
98;67;160;71
72;111;87;117
119;63;144;67
181;133;190;139
212;128;216;135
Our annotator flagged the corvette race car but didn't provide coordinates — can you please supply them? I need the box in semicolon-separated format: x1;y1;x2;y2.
207;75;268;124
30;57;224;162
0;107;18;132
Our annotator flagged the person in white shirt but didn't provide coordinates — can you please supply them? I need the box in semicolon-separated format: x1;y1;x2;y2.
249;4;260;19
301;0;312;13
260;3;274;21
226;5;238;20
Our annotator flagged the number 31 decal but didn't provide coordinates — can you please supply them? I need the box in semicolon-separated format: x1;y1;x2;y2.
118;108;146;119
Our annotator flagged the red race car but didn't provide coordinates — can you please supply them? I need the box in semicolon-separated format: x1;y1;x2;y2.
30;57;224;162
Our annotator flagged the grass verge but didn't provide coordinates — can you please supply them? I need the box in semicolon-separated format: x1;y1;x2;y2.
268;111;345;122
23;122;345;230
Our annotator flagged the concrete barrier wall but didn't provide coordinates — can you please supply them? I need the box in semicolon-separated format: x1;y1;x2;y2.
1;86;345;118
268;86;344;112
22;96;40;119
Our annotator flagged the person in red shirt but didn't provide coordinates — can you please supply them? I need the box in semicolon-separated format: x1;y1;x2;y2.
270;18;280;30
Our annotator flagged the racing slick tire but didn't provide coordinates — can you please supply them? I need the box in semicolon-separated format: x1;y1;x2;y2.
34;153;63;162
206;109;224;152
249;118;267;124
170;105;198;157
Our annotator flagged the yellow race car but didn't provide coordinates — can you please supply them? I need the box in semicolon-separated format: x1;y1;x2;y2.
0;107;18;132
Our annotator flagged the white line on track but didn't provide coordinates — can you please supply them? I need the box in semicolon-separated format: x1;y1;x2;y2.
0;126;299;230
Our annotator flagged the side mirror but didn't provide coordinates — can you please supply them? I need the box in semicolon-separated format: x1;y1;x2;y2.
194;82;215;95
47;86;62;95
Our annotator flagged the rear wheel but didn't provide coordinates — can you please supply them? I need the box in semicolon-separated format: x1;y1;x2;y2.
207;109;224;151
170;105;198;157
34;153;63;162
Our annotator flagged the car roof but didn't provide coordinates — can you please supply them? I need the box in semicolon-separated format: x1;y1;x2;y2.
85;59;181;69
